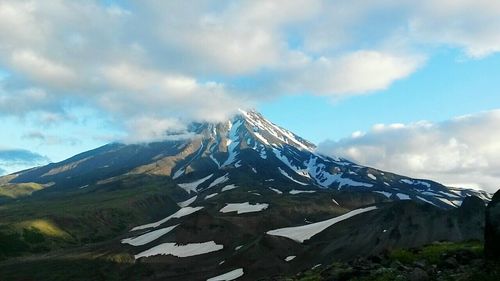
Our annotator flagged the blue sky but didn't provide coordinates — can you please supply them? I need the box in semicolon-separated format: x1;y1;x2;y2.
262;49;500;143
0;1;499;192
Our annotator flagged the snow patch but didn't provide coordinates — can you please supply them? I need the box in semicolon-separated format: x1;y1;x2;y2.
220;202;269;214
177;196;197;207
210;155;221;168
172;168;185;180
135;241;223;259
278;167;308;186
373;191;392;198
400;179;431;188
178;174;214;193
289;189;316;194
436;197;458;207
305;156;373;188
207;268;244;281
268;187;283;194
267;206;378;243
131;206;203;231
208;173;229;188
396;193;411;200
331;197;340;205
122;225;178;246
260;148;267;159
222;119;243;167
273;148;310;178
205;193;218;200
221;184;237;192
416;196;440;207
254;132;270;145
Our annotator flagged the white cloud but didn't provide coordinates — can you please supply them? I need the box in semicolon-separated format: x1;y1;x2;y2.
281;50;424;96
10;50;76;86
317;110;500;193
410;0;500;58
0;0;499;142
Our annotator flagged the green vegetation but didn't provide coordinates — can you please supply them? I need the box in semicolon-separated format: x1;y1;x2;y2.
0;182;45;199
22;227;46;244
388;241;483;265
0;258;153;281
0;231;29;259
0;226;53;259
292;241;500;281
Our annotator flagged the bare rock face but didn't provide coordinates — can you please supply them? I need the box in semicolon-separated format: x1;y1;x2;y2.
485;189;500;260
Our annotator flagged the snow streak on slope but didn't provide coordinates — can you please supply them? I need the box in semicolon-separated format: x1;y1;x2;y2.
267;206;378;243
207;268;244;281
305;156;373;188
289;189;316;194
220;202;269;214
177;196;197;207
221;184;237;192
205;193;218;199
222;119;243;167
122;225;178;246
135;241;223;259
268;187;283;194
178;174;214;193
131;207;203;231
278;167;308;186
208;173;229;188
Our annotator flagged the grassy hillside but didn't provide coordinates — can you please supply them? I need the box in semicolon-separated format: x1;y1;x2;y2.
0;175;185;260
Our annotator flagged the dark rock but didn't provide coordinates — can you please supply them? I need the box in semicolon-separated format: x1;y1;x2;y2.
368;255;383;264
459;195;486;215
408;268;429;281
413;260;426;269
443;257;459;269
485;190;500;260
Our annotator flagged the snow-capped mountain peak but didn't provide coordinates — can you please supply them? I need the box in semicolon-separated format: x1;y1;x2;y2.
3;110;491;210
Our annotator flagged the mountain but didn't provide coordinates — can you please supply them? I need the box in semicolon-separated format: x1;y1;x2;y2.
2;109;490;207
0;110;492;280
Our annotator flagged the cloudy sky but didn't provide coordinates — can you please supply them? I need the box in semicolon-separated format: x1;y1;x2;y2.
0;0;499;192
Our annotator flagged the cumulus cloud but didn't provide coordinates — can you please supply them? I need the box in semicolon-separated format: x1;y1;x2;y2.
281;51;424;95
410;0;500;58
0;0;499;141
317;110;500;193
0;148;50;174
